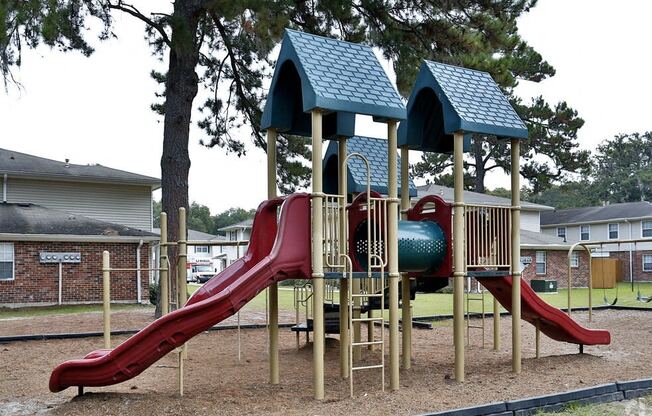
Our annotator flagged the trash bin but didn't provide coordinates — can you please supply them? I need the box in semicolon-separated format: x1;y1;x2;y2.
531;279;557;293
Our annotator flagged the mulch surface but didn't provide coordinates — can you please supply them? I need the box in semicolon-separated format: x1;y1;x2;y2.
1;309;651;415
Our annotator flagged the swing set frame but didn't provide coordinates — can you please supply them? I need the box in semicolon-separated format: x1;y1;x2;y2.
568;236;652;322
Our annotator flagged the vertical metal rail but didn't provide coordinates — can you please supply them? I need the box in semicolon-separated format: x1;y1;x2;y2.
267;127;279;384
311;109;325;400
400;146;412;369
159;212;169;315
453;132;466;382
102;250;111;349
511;139;522;374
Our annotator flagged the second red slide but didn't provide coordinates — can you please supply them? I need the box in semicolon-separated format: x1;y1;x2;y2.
478;276;610;346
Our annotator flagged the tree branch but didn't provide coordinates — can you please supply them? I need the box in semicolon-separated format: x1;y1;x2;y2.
209;11;264;147
107;1;171;47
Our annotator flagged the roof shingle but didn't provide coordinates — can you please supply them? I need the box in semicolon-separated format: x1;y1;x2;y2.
541;202;652;226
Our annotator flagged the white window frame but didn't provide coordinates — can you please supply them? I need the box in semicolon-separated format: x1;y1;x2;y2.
557;227;566;239
608;223;619;240
580;225;590;241
643;255;652;272
570;251;579;268
229;230;237;241
0;242;15;281
536;251;547;275
642;220;652;239
194;245;210;254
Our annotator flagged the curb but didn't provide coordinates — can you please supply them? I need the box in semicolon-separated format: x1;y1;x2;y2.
0;322;295;344
418;378;652;416
412;304;651;322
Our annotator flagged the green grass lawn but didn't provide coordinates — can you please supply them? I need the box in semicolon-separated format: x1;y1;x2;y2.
191;281;652;318
0;303;153;320
2;282;648;321
542;394;652;416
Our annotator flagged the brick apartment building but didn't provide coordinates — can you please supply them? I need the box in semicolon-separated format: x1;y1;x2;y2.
542;202;652;285
0;148;159;306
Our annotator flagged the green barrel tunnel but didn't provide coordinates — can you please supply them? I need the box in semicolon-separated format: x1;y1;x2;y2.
353;219;447;273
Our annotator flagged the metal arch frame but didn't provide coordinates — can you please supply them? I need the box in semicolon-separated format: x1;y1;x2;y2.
567;236;652;322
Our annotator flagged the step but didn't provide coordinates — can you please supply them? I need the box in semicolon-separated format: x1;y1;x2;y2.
352;340;383;347
352;364;384;371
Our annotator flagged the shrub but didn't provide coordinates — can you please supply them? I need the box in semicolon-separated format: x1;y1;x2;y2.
149;283;159;306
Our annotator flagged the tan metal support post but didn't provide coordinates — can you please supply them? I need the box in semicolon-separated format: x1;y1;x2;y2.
160;212;169;315
535;320;541;359
587;250;593;322
387;120;400;391
338;137;350;378
400;146;412;369
267;128;280;385
493;297;500;350
511;139;522;374
178;207;188;361
178;351;184;396
453;132;465;382
102;250;111;349
311;110;325;400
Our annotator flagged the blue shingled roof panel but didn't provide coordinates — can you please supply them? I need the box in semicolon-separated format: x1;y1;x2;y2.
424;61;527;138
322;136;417;197
261;29;406;132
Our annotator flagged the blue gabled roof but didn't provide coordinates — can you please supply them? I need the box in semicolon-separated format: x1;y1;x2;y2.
261;30;406;137
398;61;527;153
323;136;417;197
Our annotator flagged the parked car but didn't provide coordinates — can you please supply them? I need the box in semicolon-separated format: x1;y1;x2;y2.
189;263;216;283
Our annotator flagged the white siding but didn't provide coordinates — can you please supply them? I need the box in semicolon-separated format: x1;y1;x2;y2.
7;177;153;231
542;220;652;252
521;211;541;232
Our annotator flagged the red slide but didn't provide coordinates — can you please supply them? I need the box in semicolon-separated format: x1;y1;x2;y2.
49;193;312;393
477;276;610;346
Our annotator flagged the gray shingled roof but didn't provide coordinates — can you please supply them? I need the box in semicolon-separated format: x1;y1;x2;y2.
152;228;225;242
218;219;253;232
541;201;652;226
0;148;160;186
417;184;553;212
520;229;570;250
0;203;158;240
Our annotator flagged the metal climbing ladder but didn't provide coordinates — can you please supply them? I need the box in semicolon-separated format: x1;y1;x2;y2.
347;193;388;397
465;278;486;348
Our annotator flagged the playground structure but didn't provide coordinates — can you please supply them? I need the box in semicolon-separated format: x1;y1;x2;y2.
49;29;611;400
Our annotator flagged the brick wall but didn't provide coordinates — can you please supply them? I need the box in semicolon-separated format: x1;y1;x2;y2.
607;250;652;282
0;241;150;305
521;249;590;288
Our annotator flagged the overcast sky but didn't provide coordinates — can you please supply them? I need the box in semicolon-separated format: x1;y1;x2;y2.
1;0;651;214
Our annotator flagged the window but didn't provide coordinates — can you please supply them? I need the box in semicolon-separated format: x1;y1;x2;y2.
536;251;546;275
229;230;237;241
642;221;652;238
643;255;652;272
580;225;590;241
608;223;619;239
194;245;209;254
0;243;14;281
557;227;566;239
570;252;579;268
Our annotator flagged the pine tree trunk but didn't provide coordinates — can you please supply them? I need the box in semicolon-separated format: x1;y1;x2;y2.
473;139;486;193
155;3;200;317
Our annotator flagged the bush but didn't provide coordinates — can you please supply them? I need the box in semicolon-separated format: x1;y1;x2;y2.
149;283;159;306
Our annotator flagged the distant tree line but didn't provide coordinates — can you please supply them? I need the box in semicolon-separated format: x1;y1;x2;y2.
153;201;255;236
483;132;652;209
